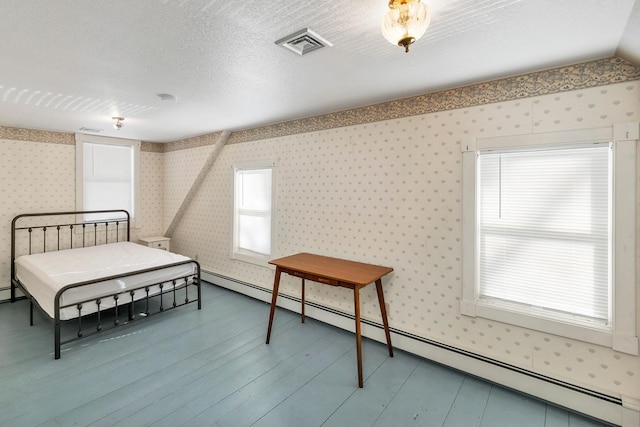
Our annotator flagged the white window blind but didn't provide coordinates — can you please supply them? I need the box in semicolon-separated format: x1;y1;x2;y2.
477;144;612;327
83;142;134;220
234;167;273;257
75;134;140;225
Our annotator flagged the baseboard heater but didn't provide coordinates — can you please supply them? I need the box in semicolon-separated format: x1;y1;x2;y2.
204;270;623;410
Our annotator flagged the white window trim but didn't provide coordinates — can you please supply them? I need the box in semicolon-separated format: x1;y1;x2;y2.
75;134;141;228
231;159;277;267
461;124;638;355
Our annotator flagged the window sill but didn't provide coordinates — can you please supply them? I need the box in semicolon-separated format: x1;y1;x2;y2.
231;250;271;268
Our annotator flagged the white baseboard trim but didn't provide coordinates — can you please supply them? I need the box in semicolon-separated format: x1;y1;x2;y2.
203;271;635;427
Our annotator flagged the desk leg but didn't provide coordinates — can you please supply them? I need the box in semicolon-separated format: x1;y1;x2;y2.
354;286;363;388
301;278;305;323
266;267;282;344
375;279;394;357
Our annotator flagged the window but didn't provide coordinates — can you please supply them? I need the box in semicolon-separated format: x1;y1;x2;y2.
75;134;140;225
461;124;638;355
232;161;276;265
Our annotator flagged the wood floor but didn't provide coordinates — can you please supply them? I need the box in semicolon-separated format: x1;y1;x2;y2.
0;282;612;427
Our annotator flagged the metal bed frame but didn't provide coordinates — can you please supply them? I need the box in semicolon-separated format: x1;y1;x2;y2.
10;210;201;359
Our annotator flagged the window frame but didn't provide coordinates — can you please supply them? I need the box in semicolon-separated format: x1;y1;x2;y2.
75;134;141;228
461;124;638;355
231;159;277;267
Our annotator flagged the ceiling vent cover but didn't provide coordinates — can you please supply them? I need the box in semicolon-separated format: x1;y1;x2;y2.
79;127;103;133
275;28;333;55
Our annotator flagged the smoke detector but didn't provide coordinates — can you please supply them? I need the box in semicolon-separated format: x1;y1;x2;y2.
158;93;177;102
275;28;332;55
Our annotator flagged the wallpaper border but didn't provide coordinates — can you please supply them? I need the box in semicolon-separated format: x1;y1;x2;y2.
0;127;74;145
0;126;163;154
155;131;224;153
224;57;640;145
2;57;639;151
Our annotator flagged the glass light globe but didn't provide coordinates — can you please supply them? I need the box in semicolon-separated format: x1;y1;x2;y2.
381;0;431;52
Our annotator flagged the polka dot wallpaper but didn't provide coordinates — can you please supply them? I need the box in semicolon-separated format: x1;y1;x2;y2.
0;140;75;292
170;81;640;402
163;144;215;232
138;151;165;238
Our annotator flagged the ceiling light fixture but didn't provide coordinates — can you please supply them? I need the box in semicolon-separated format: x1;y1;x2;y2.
381;0;431;53
112;116;124;130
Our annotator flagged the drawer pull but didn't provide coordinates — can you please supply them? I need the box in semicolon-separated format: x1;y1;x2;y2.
285;270;338;286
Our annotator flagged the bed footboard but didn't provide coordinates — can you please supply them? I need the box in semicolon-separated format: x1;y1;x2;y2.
53;260;201;359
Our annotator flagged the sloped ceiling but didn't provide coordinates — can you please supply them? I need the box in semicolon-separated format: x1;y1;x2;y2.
0;0;638;142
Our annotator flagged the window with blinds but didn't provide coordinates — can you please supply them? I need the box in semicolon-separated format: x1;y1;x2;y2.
75;135;140;224
477;144;612;327
462;124;637;354
232;163;275;264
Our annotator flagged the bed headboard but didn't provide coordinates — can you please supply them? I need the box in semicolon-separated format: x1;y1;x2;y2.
11;210;131;298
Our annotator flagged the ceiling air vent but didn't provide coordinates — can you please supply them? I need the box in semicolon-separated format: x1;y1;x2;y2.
275;28;332;56
79;127;103;133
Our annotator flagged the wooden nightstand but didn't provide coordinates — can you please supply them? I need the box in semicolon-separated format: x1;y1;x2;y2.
139;236;171;251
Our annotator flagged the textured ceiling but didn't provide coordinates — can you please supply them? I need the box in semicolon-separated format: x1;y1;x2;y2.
0;0;638;142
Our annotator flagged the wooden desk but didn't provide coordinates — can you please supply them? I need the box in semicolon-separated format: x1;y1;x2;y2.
266;252;394;388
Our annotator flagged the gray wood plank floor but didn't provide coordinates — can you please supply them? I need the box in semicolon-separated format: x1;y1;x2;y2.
0;283;613;427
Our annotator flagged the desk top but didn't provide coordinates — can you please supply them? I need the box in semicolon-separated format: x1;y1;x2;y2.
269;253;393;286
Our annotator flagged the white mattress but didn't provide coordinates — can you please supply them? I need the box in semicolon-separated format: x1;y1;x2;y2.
15;241;196;320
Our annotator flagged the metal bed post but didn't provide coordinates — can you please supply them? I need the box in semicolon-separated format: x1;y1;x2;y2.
54;303;61;360
197;266;202;309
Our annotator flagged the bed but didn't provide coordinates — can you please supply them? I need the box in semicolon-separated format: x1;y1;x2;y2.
10;210;201;359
